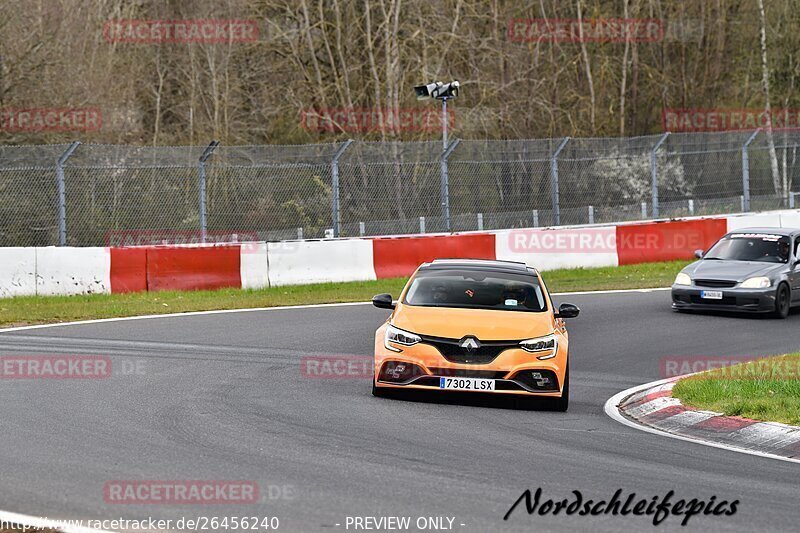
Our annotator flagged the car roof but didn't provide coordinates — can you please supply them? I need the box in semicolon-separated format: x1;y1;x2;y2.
727;227;798;237
419;258;538;276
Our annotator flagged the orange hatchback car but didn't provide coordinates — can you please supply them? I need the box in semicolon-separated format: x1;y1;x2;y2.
371;259;579;410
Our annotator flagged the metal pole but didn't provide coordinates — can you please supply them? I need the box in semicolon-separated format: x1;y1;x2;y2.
651;132;670;218
588;205;594;224
550;137;570;226
56;141;80;246
331;139;353;238
440;138;461;233
442;98;448;150
742;129;760;212
198;140;220;244
477;213;484;231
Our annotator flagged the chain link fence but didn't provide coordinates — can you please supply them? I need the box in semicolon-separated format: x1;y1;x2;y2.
2;130;800;247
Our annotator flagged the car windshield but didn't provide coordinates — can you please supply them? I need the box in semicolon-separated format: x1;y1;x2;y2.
403;269;547;312
704;233;790;263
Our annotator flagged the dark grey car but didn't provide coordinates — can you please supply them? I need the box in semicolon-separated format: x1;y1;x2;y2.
671;227;800;318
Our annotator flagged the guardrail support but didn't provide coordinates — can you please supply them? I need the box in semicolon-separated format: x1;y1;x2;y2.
550;137;570;226
331;139;353;238
741;129;760;212
650;132;670;218
56;141;81;246
198;140;220;243
440;138;461;233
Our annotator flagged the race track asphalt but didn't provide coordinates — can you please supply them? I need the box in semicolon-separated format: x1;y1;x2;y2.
0;289;798;532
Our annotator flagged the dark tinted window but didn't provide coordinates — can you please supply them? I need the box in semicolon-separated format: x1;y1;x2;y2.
403;269;547;312
705;233;790;263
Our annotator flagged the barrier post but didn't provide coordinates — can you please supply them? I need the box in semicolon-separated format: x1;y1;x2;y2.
741;129;760;212
55;141;81;246
550;137;570;226
651;132;669;218
198;140;220;243
331;139;353;238
588;205;594;224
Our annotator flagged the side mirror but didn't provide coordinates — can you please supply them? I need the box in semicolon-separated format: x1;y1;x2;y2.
694;249;704;259
555;303;580;319
372;293;395;310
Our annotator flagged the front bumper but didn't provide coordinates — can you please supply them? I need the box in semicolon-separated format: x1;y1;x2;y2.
373;330;567;397
671;284;776;313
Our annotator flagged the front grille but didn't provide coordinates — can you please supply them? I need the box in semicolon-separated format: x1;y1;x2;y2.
694;279;737;288
428;367;508;379
418;334;520;364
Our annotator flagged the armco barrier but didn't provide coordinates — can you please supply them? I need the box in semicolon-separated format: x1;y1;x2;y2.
36;247;111;296
616;218;728;265
495;226;618;271
372;233;496;278
146;245;241;291
0;247;37;297
110;247;147;294
267;239;375;286
5;209;800;299
726;212;782;231
240;242;270;289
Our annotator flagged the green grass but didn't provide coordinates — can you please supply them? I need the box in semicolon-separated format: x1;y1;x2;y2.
673;353;800;425
0;260;690;328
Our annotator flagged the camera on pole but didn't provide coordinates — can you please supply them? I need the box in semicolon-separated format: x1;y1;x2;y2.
414;81;459;100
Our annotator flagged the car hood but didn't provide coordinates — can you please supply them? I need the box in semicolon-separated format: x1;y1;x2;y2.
685;260;784;281
391;302;554;340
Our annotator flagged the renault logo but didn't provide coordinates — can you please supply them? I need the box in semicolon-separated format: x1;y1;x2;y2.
459;337;480;352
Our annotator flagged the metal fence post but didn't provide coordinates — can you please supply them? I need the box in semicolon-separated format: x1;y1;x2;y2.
198;140;220;243
550;137;570;226
331;139;353;238
741;129;760;212
651;132;670;218
440;138;461;233
56;141;81;246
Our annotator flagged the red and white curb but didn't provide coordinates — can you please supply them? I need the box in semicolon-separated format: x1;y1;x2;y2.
604;376;800;464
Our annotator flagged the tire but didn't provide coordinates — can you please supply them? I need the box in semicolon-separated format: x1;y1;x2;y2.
773;283;790;319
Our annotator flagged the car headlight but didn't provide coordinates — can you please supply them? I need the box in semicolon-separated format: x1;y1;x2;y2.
674;272;692;286
520;334;558;360
740;276;771;289
384;325;421;352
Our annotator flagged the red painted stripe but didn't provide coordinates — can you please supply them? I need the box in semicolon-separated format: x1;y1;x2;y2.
372;234;496;279
110;247;147;293
146;246;241;291
616;218;728;265
691;415;759;433
637;405;686;423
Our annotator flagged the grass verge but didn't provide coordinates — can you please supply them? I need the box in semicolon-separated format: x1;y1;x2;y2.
672;353;800;425
0;259;689;328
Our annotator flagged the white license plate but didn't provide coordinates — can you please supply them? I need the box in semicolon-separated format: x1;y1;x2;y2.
701;290;723;300
439;377;496;391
